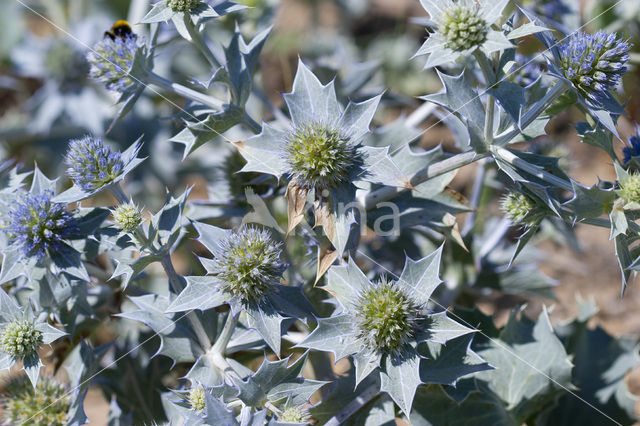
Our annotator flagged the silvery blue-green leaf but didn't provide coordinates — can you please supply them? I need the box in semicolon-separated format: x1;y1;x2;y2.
72;207;111;237
360;146;410;189
236;124;288;178
418;0;450;20
0;286;21;321
23;353;43;388
195;0;246;24
171;105;244;159
30;166;57;194
35;322;67;345
576;122;616;160
609;207;627;240
235;353;323;407
245;302;285;355
488;81;525;127
615;233;635;295
422;71;485;148
475;307;573;422
149;189;191;248
424;46;461;69
398;247;443;306
324;257;371;307
564;182;615;221
506;22;549;40
354;351;381;387
50;243;90;282
410;384;517;425
186;355;225;386
171;13;191;41
380;346;422;416
166;275;226;313
479;0;509;23
193;221;232;254
202;392;239;425
413;34;447;59
0;352;12;370
368;117;422;151
283;59;341;128
111;251;164;288
481;31;513;54
548;307;640;425
118;294;203;363
423;312;475;344
419;334;491;385
270;285;317;324
297;314;361;360
141;0;174;23
339;95;380;142
509;224;539;266
320;185;359;256
350;394;395;426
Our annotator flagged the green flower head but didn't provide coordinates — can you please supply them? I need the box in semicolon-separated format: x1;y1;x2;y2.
113;203;143;233
2;377;70;426
279;404;311;424
188;386;205;412
500;192;536;224
167;0;200;12
212;227;287;304
439;5;488;51
618;173;640;205
285;122;361;189
353;279;420;356
0;319;43;359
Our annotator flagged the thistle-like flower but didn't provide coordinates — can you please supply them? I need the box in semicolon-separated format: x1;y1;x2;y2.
87;32;142;93
113;203;143;233
6;191;76;260
0;319;43;358
211;227;287;304
299;253;485;416
285;123;361;189
558;31;631;104
618;173;640;204
188;386;205;412
353;280;420;356
168;0;200;12
1;377;71;426
168;222;315;355
65;136;124;192
439;5;488;52
500;192;536;225
414;0;513;68
279;404;311;424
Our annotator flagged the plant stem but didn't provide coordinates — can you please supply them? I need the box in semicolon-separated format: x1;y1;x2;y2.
146;71;225;111
462;158;488;236
183;15;220;68
406;102;437;128
207;313;240;379
363;150;489;210
324;384;379;426
243;112;262;134
490;145;573;192
474;50;496;145
494;80;570;145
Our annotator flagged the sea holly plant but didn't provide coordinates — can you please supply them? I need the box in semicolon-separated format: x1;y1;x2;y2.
1;0;640;424
0;288;66;387
299;248;489;415
236;60;409;259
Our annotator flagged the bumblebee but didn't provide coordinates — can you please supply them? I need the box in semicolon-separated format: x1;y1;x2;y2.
104;20;134;41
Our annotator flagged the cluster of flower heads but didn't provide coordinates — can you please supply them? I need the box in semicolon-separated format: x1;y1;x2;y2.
0;319;43;358
285;122;360;189
212;227;287;304
500;192;536;225
353;279;420;356
168;0;200;12
1;377;71;426
6;191;76;260
558;31;631;103
87;32;141;93
439;4;488;52
65;136;124;192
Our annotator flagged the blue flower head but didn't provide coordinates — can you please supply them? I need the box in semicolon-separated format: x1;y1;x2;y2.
65;136;124;192
6;191;76;260
623;134;640;166
558;31;631;104
87;33;141;93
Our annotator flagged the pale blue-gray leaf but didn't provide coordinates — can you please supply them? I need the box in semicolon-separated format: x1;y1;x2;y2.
166;276;226;313
36;322;67;345
324;257;371;308
297;314;361;360
236;124;288;178
398;247;444;306
380;347;422;416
